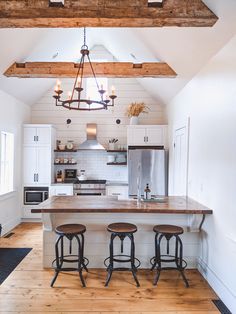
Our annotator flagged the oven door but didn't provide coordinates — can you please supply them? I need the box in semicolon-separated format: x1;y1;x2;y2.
24;191;44;205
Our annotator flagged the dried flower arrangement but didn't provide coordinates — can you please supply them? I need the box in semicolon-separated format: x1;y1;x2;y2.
126;102;149;117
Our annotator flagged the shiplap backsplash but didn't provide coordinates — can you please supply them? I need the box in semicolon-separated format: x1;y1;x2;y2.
31;45;167;181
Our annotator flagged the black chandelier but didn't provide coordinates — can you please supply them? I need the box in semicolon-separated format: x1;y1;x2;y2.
53;28;117;111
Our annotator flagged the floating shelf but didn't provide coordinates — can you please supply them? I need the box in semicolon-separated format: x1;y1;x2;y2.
54;163;77;165
107;162;127;166
106;150;127;153
54;149;78;152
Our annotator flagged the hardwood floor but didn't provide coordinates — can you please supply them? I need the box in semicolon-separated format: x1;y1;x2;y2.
0;222;219;313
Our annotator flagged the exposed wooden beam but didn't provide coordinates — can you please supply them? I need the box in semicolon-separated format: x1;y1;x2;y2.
4;62;177;78
0;0;218;28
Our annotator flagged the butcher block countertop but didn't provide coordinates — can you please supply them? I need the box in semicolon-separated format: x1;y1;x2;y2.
31;196;213;214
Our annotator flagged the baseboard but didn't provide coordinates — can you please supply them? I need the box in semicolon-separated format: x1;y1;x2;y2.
198;258;236;313
1;217;21;237
21;218;42;223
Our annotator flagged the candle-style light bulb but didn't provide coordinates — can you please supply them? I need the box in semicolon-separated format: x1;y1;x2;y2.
56;79;61;89
77;77;81;86
101;84;104;90
111;86;115;95
68;91;72;100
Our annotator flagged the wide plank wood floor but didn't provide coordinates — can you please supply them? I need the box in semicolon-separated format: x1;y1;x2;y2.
0;222;220;313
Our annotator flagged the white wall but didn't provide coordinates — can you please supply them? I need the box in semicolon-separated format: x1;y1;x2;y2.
0;90;30;235
31;45;166;181
168;36;236;312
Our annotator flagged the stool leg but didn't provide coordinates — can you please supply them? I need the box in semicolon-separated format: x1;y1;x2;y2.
51;235;62;287
80;233;88;272
151;232;159;270
60;236;64;268
105;233;115;287
153;234;163;286
130;234;140;287
177;235;189;288
75;235;86;287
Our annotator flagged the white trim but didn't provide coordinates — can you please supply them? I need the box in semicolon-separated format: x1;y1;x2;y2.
0;216;21;237
198;258;236;312
0;190;17;201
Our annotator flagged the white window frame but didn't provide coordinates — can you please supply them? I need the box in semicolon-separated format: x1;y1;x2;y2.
0;131;14;196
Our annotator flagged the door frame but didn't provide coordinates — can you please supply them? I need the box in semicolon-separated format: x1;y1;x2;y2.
172;117;190;196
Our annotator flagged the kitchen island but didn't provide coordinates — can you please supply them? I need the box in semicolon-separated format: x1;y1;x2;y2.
32;196;212;268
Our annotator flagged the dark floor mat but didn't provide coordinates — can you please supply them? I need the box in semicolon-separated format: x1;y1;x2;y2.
212;299;232;314
0;248;32;284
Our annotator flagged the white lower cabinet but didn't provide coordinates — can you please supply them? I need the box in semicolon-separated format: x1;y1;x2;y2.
22;205;42;220
106;185;129;200
49;185;74;196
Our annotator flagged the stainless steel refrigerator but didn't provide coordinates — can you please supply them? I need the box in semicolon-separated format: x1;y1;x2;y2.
128;147;168;197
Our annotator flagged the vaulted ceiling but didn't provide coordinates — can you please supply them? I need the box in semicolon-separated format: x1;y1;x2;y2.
0;0;236;106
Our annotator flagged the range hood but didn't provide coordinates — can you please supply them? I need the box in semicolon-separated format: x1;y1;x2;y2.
78;123;105;150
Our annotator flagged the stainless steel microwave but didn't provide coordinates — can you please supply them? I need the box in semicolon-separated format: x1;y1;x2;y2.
24;187;49;205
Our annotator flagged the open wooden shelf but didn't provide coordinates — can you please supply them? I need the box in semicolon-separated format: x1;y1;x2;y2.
54;163;77;165
107;162;127;166
54;149;78;152
106;150;127;153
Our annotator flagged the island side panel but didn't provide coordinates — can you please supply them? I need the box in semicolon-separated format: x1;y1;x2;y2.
43;212;200;269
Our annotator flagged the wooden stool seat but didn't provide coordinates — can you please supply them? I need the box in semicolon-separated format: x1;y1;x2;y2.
107;222;137;234
55;224;86;235
153;224;183;235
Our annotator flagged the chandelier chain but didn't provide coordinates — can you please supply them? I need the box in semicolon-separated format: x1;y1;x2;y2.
83;27;86;47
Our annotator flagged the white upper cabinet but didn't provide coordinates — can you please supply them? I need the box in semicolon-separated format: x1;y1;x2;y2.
23;124;55;186
127;125;168;147
23;125;52;146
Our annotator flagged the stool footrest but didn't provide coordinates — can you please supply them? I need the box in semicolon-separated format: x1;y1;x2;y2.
150;255;187;269
104;255;141;269
52;256;89;269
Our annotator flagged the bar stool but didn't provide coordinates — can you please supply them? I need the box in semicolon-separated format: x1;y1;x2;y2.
150;224;189;287
51;223;89;288
104;222;141;287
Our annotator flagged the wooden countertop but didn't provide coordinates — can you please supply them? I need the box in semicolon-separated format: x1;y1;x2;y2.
31;196;213;214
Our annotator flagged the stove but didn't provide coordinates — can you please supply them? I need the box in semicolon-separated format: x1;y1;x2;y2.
73;180;106;196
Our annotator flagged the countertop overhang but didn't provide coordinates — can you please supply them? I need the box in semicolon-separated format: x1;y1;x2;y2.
31;196;213;215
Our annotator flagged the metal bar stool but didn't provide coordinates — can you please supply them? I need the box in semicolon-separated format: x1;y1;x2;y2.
150;224;189;287
104;222;141;287
51;223;89;288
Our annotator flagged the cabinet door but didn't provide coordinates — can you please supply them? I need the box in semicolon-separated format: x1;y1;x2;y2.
127;128;146;145
23;147;37;185
146;127;165;146
37;147;51;185
24;127;37;145
37;127;51;146
50;185;73;196
106;186;129;200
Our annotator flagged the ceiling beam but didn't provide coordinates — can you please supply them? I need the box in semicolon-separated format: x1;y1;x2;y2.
0;0;218;28
4;62;177;78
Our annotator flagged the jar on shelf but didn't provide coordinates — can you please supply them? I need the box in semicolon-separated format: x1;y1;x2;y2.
66;140;74;150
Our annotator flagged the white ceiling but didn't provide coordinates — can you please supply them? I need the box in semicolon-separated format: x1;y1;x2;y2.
0;0;236;106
